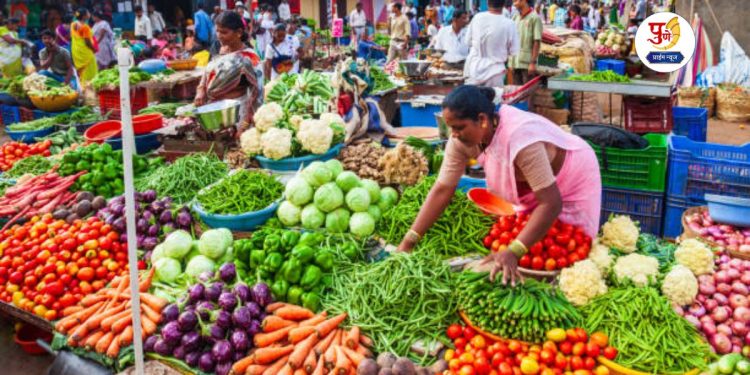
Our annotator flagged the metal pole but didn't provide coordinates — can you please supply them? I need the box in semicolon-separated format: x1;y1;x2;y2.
117;46;145;375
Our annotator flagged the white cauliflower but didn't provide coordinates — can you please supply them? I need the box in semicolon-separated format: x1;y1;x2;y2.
239;128;262;156
559;260;608;306
253;102;285;132
674;238;714;276
289;115;305;131
613;253;659;287
320;112;345;126
600;215;639;253
589;239;614;273
260;127;293;160
23;73;48;92
297;119;333;154
661;265;698;306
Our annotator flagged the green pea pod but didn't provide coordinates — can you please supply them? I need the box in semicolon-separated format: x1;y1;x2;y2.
291;245;315;264
300;265;322;290
301;292;321;311
283;258;303;284
271;279;290;301
314;250;334;272
281;231;300;251
263;234;282;253
287;286;304;305
263;252;284;272
249;250;266;269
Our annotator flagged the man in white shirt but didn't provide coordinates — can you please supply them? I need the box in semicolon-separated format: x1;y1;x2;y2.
278;0;291;22
349;2;367;47
426;18;439;41
134;5;153;41
432;9;469;63
147;4;166;35
463;0;520;87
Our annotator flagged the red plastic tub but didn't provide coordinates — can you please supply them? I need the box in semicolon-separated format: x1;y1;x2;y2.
132;113;164;134
13;324;52;355
467;188;515;217
85;120;122;143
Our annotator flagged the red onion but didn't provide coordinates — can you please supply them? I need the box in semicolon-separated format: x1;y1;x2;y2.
744;330;750;343
684;314;702;330
713;306;731;322
718;283;733;295
700;282;717;295
703;320;718;336
705;299;719;311
698;294;708;304
715;293;730;306
735;306;750;322
699;274;716;285
733;321;749;336
730;294;750;309
673;305;685;315
742;229;750;237
716;271;731;284
718;323;733;336
689;303;706;317
720;263;732;271
712;333;733;354
733;281;750;296
729;268;742;280
718;239;728;246
721;225;736;233
720;254;731;264
742;244;750;252
731;333;742;346
733;345;743;353
741;272;750;285
730;259;744;269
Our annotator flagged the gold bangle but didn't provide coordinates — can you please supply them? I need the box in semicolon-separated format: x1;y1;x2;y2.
406;229;421;243
508;240;528;258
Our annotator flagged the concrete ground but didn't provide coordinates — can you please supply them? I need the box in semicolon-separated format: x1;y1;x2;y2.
0;316;54;375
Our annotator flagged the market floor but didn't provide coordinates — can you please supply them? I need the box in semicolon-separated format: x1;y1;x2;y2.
0;317;54;374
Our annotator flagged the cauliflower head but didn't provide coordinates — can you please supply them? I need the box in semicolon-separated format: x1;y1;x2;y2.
320;113;345;126
674;238;714;276
289;115;305;131
589;239;614;273
613;253;659;287
253;102;285;132
661;265;698;306
260;127;293;160
600;215;639;253
240;128;262;156
297;119;334;155
559;260;608;306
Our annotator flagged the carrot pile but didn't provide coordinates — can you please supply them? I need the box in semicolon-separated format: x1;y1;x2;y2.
0;169;85;229
54;268;167;358
231;303;374;375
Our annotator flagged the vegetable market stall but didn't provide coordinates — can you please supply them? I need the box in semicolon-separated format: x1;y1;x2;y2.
139;68;204;102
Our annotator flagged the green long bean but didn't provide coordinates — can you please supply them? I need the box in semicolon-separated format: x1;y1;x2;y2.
134;153;228;204
196;170;283;214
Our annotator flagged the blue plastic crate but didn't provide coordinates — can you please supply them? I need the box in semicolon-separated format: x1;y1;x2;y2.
512;101;529;111
705;194;750;227
601;187;665;235
399;102;442;127
0;105;21;125
663;195;705;238
673;107;708;142
595;59;626;75
667;135;750;201
457;175;486;192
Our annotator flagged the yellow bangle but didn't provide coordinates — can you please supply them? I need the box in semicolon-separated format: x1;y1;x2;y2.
406;229;421;243
508;240;528;258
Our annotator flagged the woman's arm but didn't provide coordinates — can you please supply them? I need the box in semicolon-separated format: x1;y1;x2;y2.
194;72;208;106
263;59;271;81
517;183;562;247
397;181;455;252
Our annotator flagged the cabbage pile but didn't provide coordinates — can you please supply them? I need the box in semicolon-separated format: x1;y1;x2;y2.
151;228;235;284
277;160;399;237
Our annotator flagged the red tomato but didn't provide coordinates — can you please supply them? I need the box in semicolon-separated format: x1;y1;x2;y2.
602;347;618;360
539;349;555;365
572;342;585;356
529;242;543;256
554;354;568;370
484;236;494;248
531;256;544;270
455;338;468;350
463;326;476;340
567;253;581;265
474;357;491;375
555;234;570;246
447;324;464;340
570;356;584;371
76;267;95;282
499;363;513;375
585;343;600;358
544;258;557;271
575;328;588;343
492;352;506;368
519;255;531;268
558;342;572;355
507;340;522;353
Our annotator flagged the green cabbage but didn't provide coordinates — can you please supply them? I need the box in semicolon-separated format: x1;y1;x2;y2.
185;245;201;263
285;177;313;206
325;208;351;233
335;171;360;192
378;186;399;212
301;204;325;229
154;257;182;283
277;201;302;226
314;182;344;213
150;244;166;263
198;229;232;259
324;159;344;178
360;179;381;204
367;205;382;223
345;187;371;212
349;212;375;237
162;230;193;260
185;255;216;278
302;161;332;187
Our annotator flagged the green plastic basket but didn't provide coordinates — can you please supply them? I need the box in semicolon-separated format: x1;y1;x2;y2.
590;133;668;192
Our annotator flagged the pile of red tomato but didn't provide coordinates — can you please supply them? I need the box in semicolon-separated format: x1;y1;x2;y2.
0;140;52;171
443;324;618;375
482;214;592;271
0;215;131;320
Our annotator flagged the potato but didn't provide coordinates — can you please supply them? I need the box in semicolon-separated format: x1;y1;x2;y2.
392;358;416;375
378;369;393;375
358;358;379;375
377;352;398;370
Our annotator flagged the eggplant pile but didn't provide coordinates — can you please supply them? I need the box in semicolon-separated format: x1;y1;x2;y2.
52;191;107;223
145;263;274;375
96;189;193;253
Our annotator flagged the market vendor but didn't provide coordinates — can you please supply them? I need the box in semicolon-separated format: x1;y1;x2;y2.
194;11;260;129
38;29;77;90
0;18;26;78
263;23;301;80
431;9;469;63
397;85;601;285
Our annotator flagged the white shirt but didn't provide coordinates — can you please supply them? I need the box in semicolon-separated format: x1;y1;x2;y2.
427;24;439;38
463;12;519;85
588;8;600;30
265;35;300;79
502;7;511;18
149;11;166;32
349;9;367;28
278;3;291;21
433;25;469;62
134;14;153;40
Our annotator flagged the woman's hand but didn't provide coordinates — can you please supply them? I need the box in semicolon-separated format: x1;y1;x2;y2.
481;250;523;286
396;236;417;253
194;93;207;106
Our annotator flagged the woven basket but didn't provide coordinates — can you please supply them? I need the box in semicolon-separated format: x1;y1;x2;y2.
677;87;716;117
716;84;750;122
680;205;750;259
28;91;78;112
518;267;559;282
167;59;198;71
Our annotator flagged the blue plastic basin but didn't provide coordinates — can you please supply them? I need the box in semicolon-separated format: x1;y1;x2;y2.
706;194;750;227
105;132;162;154
193;200;280;231
6;127;56;143
256;144;343;171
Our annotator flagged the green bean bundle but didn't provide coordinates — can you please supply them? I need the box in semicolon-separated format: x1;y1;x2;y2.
196;170;283;214
378;176;494;257
134;153;228;204
321;252;458;363
581;287;713;373
4;156;54;178
458;272;582;343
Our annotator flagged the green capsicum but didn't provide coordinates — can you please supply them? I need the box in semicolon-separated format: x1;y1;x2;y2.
340;242;359;260
299;232;324;247
281;231;300;251
291;245;315;263
263;252;284;272
271;279;290;300
249;250;266;269
233;239;253;265
263;234;281;253
287;286;304;305
282;258;303;284
321;274;333;288
301;292;321;311
251;231;267;250
314;250;334;272
300;265;322;290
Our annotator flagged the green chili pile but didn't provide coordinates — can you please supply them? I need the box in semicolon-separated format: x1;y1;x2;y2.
378;176;493;257
4;156;54;178
134;153;228;204
321;252;457;363
568;70;631;83
370;66;396;93
196;170;283;214
581;287;713;373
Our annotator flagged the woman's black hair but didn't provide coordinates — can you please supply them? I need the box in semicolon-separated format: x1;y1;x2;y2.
215;11;248;43
76;8;89;18
274;23;287;32
92;11;104;19
442;85;496;121
63;14;74;23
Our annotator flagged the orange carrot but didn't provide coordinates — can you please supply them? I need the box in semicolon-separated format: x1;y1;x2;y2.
86;302;126;331
289;326;316;344
70;322;90;343
84;330;105;349
293;369;307;375
340;346;365;367
119;326;133;346
355;345;373;358
299;312;328;327
261;355;290;375
244;365;269;375
312;355;326;375
277;364;294;375
303;348;317;374
139;267;156;292
359;335;373;348
231;354;255;375
274;305;315;321
253;345;295;365
141;315;157;336
333;346;352;374
140;302;162;324
139;293;168;312
314;313;348;339
344;326;360;349
102;308;132;331
106;333;121;358
289;333;319;369
314;329;337;356
262;315;297;333
254;325;295;348
79;294;108;307
95;331;114;354
61;306;83;317
112;314;132;333
324;341;337;369
56;301;104;330
265;302;288;313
